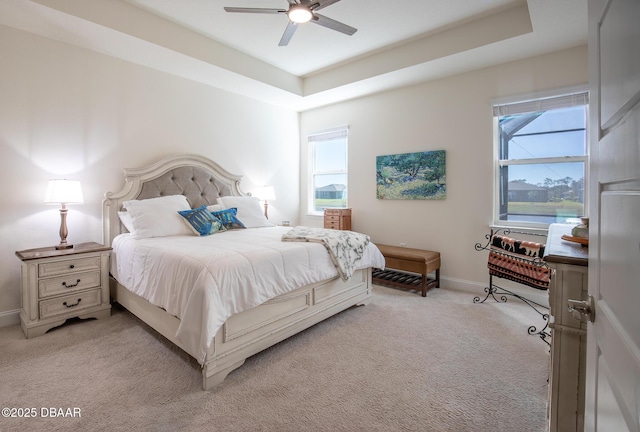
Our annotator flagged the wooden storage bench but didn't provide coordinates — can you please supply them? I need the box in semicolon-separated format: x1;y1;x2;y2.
372;244;441;297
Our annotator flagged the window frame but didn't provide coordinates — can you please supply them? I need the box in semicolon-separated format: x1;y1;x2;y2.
492;87;589;230
307;126;349;216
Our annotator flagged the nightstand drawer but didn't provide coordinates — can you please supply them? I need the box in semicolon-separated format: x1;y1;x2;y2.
324;209;344;216
324;220;341;229
39;288;102;319
38;270;102;298
38;256;102;278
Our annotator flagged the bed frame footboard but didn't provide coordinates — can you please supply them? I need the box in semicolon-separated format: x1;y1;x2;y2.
202;268;372;390
111;268;372;390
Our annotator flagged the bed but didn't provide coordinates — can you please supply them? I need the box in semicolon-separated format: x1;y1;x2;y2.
103;153;384;390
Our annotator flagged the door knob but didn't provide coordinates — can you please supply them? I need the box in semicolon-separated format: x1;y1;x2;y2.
567;296;595;323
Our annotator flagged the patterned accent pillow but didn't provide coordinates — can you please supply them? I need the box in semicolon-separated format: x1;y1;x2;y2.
178;205;226;236
211;207;246;230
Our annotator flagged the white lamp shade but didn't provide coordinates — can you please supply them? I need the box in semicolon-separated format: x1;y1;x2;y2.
44;179;84;204
254;186;276;201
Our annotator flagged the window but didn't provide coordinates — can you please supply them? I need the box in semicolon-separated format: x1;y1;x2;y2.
493;90;589;227
308;127;348;214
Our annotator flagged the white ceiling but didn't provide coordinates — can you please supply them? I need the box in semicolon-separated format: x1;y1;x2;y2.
1;0;587;111
124;0;523;77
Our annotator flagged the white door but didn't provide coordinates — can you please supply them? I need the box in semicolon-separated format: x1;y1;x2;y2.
585;0;640;431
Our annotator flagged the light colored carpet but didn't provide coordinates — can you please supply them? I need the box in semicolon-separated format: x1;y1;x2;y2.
0;285;550;432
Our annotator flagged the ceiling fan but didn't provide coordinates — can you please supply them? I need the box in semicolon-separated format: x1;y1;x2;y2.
224;0;357;46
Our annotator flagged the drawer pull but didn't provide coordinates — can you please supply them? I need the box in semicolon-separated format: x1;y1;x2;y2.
62;299;82;308
69;264;75;269
62;279;81;288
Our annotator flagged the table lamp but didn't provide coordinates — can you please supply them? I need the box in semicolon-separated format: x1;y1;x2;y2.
254;186;276;219
44;179;84;249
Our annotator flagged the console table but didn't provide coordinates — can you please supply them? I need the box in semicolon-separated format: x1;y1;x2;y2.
544;223;588;432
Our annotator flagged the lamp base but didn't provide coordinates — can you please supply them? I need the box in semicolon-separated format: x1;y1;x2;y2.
55;243;74;250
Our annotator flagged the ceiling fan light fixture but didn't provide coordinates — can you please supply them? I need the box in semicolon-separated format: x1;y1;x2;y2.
224;0;356;46
288;6;312;23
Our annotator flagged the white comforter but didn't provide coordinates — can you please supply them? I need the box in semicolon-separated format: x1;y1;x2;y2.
111;226;385;363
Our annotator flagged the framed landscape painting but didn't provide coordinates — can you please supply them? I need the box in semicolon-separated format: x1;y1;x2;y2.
376;150;446;200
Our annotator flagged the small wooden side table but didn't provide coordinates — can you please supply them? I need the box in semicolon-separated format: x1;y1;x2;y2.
323;208;351;230
16;242;112;338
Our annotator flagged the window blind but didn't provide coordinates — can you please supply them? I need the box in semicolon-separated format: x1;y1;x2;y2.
493;91;589;117
308;127;348;142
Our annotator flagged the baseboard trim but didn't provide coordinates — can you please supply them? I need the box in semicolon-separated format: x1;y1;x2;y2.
0;309;20;328
440;276;484;293
4;276;548;327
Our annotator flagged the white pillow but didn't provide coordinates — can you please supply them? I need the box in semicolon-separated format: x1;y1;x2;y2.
122;195;193;238
216;195;274;228
117;211;135;233
207;204;223;212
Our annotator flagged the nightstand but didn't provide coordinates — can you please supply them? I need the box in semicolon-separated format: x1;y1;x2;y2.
16;242;112;338
323;208;351;230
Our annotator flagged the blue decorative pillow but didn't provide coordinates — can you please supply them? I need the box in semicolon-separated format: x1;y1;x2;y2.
211;207;246;230
178;205;226;236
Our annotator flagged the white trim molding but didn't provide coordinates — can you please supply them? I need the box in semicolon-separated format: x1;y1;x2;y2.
0;309;20;328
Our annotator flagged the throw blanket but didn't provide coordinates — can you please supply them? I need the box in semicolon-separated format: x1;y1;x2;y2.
487;251;551;290
488;235;550;290
282;226;370;281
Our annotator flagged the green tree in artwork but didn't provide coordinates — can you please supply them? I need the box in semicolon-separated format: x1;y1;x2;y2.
393;152;430;179
423;151;446;184
376;155;394;184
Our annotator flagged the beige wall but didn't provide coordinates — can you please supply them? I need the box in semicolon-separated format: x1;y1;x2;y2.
0;25;300;324
0;20;588;325
299;45;588;295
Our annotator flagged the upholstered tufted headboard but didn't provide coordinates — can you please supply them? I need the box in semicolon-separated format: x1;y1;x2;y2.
135;166;235;208
103;154;244;246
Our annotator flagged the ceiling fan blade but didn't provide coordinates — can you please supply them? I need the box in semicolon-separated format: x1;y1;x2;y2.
224;7;286;14
286;0;299;4
279;21;299;46
307;0;341;12
310;13;357;36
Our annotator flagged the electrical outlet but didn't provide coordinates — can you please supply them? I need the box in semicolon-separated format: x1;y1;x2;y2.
400;243;406;247
281;221;290;226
